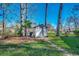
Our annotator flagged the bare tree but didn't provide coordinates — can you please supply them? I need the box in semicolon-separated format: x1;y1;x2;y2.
71;5;79;30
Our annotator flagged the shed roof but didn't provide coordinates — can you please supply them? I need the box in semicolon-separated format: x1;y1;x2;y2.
33;24;47;28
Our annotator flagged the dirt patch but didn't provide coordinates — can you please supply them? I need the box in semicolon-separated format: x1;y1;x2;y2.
0;37;48;44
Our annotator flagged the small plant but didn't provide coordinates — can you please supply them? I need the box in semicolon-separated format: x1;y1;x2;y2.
15;20;32;36
16;27;22;36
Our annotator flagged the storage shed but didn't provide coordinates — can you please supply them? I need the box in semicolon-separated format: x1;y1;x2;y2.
33;24;48;38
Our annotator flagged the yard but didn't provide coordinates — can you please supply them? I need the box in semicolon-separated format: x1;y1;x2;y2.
48;31;79;55
0;31;79;56
0;37;63;56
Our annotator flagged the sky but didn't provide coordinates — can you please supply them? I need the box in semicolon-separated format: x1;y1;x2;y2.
0;3;79;29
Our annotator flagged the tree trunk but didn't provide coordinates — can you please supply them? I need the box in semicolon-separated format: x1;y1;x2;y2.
20;3;27;36
73;16;78;30
44;3;48;37
2;4;6;39
45;3;48;26
56;3;63;36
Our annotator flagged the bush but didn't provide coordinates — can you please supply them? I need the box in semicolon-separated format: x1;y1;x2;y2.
73;29;79;35
15;28;22;36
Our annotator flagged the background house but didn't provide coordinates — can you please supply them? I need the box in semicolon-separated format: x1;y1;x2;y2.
47;24;54;31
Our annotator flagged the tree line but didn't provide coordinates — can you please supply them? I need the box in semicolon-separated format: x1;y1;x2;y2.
0;3;79;39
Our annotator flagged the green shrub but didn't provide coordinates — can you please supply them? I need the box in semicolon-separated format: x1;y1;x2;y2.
15;28;22;36
73;29;79;35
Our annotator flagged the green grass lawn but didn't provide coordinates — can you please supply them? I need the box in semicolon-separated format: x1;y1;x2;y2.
48;31;79;55
0;31;79;56
61;36;79;55
0;40;63;56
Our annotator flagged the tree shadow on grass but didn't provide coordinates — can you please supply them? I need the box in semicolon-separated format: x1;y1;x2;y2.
61;36;79;55
0;42;63;56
